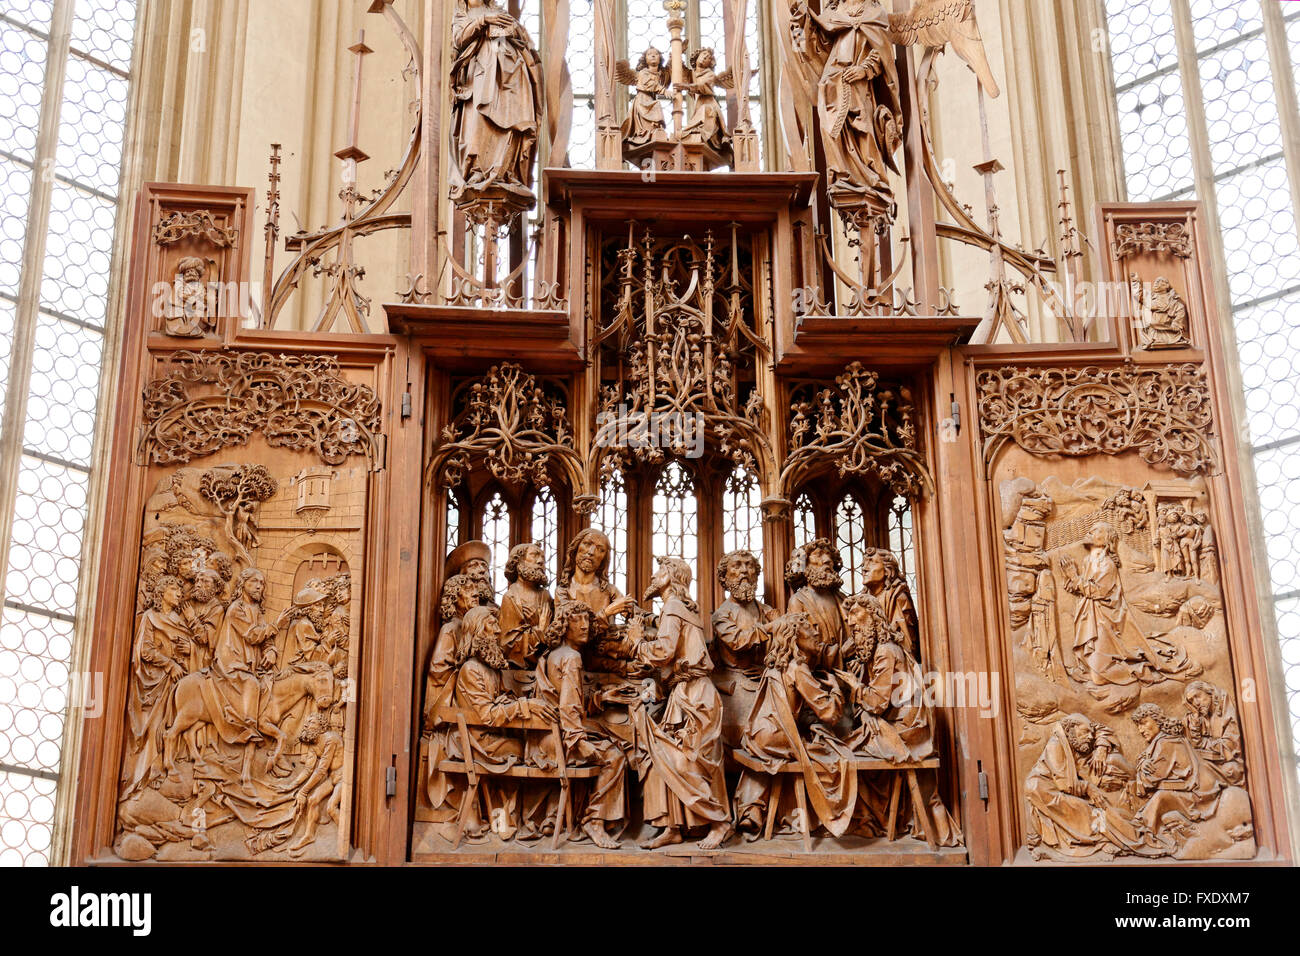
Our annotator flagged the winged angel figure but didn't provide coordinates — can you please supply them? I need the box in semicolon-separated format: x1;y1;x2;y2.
787;0;999;221
678;48;735;162
616;47;672;150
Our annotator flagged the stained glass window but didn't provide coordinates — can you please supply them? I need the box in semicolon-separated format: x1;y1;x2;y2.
530;485;559;582
482;491;511;598
594;468;628;595
834;494;866;593
793;492;816;549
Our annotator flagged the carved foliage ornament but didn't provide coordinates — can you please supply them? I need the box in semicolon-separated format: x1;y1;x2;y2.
154;209;239;248
977;364;1215;476
429;363;586;499
781;361;930;499
1113;221;1192;260
140;351;382;468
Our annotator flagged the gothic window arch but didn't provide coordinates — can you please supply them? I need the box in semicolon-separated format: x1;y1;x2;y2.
792;491;817;548
479;487;513;596
834;491;868;593
529;484;559;582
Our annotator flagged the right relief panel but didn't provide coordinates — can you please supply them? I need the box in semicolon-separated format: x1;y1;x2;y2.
978;361;1257;862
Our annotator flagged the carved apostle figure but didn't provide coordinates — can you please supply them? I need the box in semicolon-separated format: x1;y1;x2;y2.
449;0;542;215
786;539;848;672
555;528;639;674
712;550;776;675
162;255;215;337
1024;713;1162;859
443;605;556;838
858;547;919;659
627;557;732;850
838;593;925;760
499;542;554;668
789;0;903;222
446;540;496;608
423;574;481;732
120;576;192;799
178;564;227;673
1183;680;1245;787
734;611;854;837
531;601;630;849
1130;702;1225;842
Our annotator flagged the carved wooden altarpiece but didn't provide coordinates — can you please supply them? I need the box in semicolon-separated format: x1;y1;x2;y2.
67;1;1293;866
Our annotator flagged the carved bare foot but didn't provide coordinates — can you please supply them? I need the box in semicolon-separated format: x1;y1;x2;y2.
639;827;683;850
696;822;732;850
583;821;621;849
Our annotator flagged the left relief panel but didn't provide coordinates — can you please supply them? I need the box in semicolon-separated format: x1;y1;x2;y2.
104;186;385;862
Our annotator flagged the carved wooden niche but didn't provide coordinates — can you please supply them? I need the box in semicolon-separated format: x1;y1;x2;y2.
114;349;381;862
979;363;1256;862
1100;206;1205;356
132;183;256;342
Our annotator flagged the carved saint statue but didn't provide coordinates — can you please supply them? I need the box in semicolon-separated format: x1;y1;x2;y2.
449;0;542;216
1183;680;1244;787
1131;274;1190;349
555;528;638;674
162;256;215;337
788;0;903;224
786;539;848;672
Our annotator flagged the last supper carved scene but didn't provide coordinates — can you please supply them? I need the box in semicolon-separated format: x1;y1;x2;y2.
67;0;1294;866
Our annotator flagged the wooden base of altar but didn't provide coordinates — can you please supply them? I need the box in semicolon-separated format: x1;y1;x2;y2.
410;823;968;866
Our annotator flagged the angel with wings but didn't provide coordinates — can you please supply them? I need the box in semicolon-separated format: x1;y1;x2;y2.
616;47;671;151
678;48;733;162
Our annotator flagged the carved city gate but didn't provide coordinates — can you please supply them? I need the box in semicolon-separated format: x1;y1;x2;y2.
68;1;1293;865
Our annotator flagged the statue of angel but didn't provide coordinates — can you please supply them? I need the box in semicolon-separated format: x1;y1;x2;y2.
677;48;733;163
616;46;671;152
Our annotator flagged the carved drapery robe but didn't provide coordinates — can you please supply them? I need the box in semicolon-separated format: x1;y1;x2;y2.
633;596;730;828
786;587;846;672
1066;548;1198;705
182;598;224;672
449;6;540;207
446;658;526;769
1025;723;1161;858
735;659;857;836
711;597;776;749
556;577;635;675
500;581;553;669
1185;696;1245;787
120;608;190;797
1133;729;1225;837
202;598;272;745
531;645;628;825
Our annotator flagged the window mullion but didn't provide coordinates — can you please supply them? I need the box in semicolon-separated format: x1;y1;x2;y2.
1261;0;1300;247
0;0;76;597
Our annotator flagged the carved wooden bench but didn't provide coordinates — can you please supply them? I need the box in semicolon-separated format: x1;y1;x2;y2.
431;705;601;850
731;749;942;851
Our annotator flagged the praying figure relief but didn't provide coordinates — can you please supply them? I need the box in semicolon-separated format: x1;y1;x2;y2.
997;475;1255;861
449;0;542;219
1130;274;1191;350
